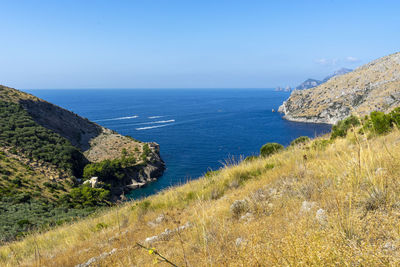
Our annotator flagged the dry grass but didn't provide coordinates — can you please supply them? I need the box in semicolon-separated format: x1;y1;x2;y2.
2;129;400;266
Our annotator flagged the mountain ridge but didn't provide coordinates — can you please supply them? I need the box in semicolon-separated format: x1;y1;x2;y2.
279;52;400;124
294;68;353;90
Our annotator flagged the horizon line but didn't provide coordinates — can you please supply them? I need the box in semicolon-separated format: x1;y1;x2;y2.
22;87;278;90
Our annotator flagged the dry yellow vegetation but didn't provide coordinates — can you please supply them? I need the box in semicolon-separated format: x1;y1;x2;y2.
1;127;400;266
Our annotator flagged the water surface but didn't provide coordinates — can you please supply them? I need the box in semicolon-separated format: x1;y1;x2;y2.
26;89;331;199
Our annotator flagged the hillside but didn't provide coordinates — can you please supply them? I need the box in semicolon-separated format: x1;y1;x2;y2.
279;52;400;124
0;85;164;242
1;112;400;266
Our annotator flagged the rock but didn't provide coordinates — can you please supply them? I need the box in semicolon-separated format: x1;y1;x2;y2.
239;212;253;222
144;235;160;244
89;177;98;188
155;214;165;224
126;182;146;189
235;237;247;247
75;248;117;267
382;241;397;251
300;201;317;213
230;199;250;218
251;189;268;201
83;177;99;188
375;168;386;175
144;222;192;245
147;214;165;227
315;208;328;225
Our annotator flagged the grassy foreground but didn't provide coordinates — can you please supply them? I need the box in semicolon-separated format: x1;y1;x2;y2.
1;128;400;266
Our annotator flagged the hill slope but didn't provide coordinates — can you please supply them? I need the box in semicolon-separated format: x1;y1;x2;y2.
2;117;400;266
0;85;164;242
279;52;400;124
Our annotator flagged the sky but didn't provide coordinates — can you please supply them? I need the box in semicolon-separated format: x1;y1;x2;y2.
0;0;399;89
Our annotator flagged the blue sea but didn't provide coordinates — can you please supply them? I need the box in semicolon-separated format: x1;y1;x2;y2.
25;89;331;199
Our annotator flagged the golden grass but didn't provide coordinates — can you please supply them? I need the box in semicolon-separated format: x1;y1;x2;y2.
2;129;400;266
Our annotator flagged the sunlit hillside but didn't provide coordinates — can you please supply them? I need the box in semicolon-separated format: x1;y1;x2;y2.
1;117;400;266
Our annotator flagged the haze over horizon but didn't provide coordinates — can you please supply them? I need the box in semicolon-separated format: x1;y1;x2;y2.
1;0;399;89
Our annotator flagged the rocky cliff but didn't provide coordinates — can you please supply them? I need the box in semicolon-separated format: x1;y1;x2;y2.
279;52;400;124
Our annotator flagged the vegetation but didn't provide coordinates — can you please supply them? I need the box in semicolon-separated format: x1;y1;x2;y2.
59;186;110;208
330;115;360;139
289;136;310;146
0;196;99;243
3;110;400;266
331;108;400;139
83;154;138;183
260;142;284;157
0;88;153;244
0;101;87;176
0;151;111;243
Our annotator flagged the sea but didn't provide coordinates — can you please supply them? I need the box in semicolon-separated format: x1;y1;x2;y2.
25;89;331;199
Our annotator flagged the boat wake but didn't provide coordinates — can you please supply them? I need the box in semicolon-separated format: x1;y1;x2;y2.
95;115;139;122
136;124;173;130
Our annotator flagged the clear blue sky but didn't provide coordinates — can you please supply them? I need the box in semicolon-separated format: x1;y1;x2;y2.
0;0;399;89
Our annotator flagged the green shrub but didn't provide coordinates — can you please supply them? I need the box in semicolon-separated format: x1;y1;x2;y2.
390;107;400;127
331;115;360;139
60;186;110;208
95;222;108;231
260;143;284;157
290;136;310;146
368;111;392;135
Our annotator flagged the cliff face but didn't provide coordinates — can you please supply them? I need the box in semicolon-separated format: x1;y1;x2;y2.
279;52;400;124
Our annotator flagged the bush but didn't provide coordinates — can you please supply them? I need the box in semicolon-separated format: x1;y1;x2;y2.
290;136;310;146
60;186;110;208
331;115;360;139
368;111;392;135
260;143;284;157
390;107;400;126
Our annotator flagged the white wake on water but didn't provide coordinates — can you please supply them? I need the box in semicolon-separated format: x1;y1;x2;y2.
96;115;139;122
134;119;175;125
136;124;173;130
148;115;163;119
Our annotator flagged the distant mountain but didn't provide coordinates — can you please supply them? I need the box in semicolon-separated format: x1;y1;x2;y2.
321;68;353;83
295;79;322;90
294;68;353;90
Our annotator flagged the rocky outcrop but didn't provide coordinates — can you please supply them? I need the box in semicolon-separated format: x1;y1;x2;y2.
279;52;400;124
109;142;165;200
